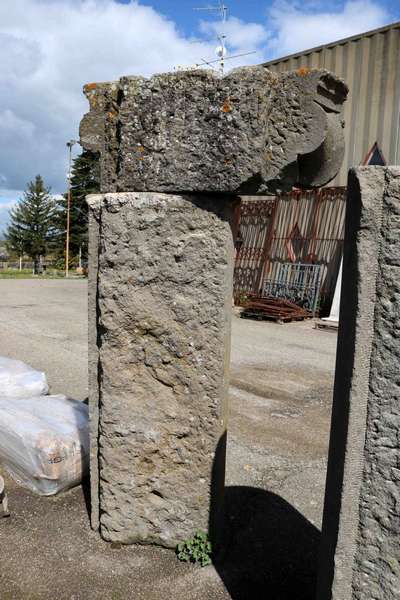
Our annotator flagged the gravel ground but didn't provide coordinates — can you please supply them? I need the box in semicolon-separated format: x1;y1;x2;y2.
0;280;337;599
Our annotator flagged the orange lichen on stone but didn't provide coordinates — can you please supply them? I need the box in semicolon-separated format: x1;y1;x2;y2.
107;111;116;120
137;146;145;153
296;67;311;77
85;82;98;91
221;99;232;113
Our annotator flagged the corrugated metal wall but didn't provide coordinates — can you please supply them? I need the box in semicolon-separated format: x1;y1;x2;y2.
264;22;400;186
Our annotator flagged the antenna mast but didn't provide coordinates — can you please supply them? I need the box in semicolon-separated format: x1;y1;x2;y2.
193;1;228;73
175;2;256;74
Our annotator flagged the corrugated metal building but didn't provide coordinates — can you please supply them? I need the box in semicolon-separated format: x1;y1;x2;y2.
264;21;400;186
234;22;400;313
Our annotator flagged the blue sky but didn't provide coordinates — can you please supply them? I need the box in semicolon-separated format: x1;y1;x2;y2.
118;0;399;37
119;0;267;35
0;0;399;234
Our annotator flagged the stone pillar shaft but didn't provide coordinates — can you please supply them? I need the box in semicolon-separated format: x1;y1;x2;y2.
81;64;348;552
317;167;400;600
88;192;236;547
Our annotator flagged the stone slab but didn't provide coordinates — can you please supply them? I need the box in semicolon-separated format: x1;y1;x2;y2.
80;66;347;195
317;166;400;599
87;191;236;547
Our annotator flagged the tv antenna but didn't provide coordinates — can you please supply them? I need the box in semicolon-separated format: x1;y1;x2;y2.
190;1;256;74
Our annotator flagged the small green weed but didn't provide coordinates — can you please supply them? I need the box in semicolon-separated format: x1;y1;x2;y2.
176;530;212;567
237;291;248;306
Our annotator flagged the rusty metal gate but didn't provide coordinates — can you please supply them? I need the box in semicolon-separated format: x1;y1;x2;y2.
233;187;346;315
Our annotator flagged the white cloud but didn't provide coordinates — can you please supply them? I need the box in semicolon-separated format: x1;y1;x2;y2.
0;200;18;211
199;16;269;53
0;0;230;195
0;32;43;80
0;192;20;236
267;0;389;57
0;190;63;235
0;109;36;139
0;0;391;203
0;211;10;236
0;189;21;206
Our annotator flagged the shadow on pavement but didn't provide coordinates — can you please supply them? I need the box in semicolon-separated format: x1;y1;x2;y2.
81;476;91;520
80;427;319;599
213;485;320;600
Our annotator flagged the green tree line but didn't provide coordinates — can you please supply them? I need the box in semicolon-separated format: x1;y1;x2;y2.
5;151;99;274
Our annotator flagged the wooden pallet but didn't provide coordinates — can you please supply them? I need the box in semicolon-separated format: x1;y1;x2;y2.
240;296;312;324
241;310;309;324
315;319;339;332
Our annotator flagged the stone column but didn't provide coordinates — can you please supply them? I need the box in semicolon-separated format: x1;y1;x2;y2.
81;65;348;548
87;192;236;547
317;167;400;599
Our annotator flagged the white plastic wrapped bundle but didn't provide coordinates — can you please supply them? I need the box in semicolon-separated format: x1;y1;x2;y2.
0;395;89;495
0;357;49;398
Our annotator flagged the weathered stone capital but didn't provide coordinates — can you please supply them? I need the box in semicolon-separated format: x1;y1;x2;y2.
80;66;348;195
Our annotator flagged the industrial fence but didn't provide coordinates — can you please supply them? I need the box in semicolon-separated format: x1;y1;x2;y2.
0;261;35;270
233;187;346;315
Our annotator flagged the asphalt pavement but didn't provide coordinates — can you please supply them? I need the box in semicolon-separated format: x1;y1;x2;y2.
0;279;337;599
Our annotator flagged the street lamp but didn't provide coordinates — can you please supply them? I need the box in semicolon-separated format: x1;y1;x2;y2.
66;139;79;278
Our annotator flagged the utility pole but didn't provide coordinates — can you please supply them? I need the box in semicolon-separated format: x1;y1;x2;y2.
66;139;78;278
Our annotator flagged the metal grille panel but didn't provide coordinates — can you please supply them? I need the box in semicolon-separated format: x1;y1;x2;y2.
263;263;324;315
233;188;346;314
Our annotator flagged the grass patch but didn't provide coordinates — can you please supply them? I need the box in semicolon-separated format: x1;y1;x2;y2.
0;269;83;279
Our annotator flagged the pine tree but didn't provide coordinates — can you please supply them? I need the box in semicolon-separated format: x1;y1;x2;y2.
5;175;58;274
56;150;100;267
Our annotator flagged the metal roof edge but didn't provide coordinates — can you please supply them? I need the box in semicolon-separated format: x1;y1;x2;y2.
263;20;400;67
